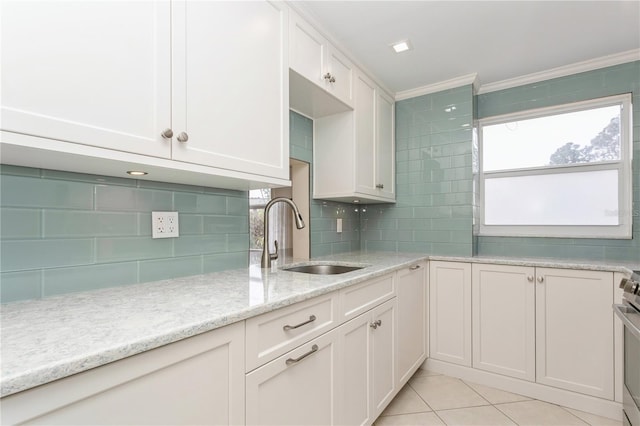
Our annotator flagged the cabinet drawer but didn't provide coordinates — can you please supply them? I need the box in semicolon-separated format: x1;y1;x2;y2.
245;293;338;372
340;273;395;322
245;326;340;426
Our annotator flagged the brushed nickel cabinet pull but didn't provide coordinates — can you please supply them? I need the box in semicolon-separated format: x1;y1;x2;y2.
286;344;319;365
283;315;316;331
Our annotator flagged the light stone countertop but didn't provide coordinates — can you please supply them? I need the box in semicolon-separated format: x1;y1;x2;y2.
0;251;636;398
0;251;427;398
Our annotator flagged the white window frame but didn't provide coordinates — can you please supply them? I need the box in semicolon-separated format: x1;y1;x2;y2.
478;93;633;239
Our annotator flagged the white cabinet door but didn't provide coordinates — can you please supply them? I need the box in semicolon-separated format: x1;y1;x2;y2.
371;299;396;417
326;46;355;107
376;89;395;200
246;327;340;426
396;262;428;386
339;309;372;426
536;268;614;399
338;298;396;425
289;11;326;88
172;1;289;180
472;264;535;381
429;261;472;366
0;0;171;158
1;322;245;425
354;72;377;197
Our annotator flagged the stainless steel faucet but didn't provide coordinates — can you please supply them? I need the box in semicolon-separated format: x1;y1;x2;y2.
261;197;305;269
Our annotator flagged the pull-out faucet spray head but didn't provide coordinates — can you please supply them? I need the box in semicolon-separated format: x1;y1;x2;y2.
261;198;305;269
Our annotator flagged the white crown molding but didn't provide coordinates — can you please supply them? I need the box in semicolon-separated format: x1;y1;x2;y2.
395;73;479;101
477;49;640;95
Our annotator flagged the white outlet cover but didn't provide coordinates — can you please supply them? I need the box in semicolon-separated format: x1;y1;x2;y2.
336;218;343;233
152;211;180;239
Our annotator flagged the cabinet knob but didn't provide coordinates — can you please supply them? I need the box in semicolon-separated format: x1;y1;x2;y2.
161;128;174;139
537;276;544;283
370;319;382;329
527;275;534;282
177;132;189;143
376;184;384;189
323;72;336;83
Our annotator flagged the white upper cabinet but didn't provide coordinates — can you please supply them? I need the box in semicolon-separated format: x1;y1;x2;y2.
376;90;396;200
1;0;172;158
171;1;289;180
288;10;354;117
313;70;395;204
1;0;290;189
325;46;355;107
289;12;326;86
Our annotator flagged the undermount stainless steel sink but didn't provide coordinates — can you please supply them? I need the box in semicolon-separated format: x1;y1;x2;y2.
283;264;364;275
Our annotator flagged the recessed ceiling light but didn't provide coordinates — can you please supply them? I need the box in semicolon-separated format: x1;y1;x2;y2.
391;39;412;53
126;171;148;176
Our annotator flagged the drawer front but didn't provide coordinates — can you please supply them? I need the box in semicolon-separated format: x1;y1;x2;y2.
340;273;395;322
245;293;338;372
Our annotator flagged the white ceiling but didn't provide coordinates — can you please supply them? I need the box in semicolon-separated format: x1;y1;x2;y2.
295;1;640;94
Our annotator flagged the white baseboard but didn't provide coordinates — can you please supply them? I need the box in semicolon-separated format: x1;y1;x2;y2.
422;359;622;421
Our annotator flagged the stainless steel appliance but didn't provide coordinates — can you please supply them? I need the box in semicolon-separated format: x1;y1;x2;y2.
614;270;640;426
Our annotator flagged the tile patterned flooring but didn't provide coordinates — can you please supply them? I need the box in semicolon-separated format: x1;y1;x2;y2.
374;369;622;426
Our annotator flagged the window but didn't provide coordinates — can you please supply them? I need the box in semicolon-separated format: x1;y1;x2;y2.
249;189;271;265
478;93;633;239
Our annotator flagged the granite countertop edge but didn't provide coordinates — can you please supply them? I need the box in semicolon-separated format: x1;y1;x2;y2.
0;252;636;398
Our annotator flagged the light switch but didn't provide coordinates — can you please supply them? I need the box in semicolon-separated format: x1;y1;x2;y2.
337;218;343;233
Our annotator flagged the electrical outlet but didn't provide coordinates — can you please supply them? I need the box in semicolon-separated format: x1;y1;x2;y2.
152;212;179;238
337;218;343;233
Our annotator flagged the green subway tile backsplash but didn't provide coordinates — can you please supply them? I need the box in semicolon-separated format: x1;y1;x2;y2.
138;257;202;284
361;85;474;257
43;211;138;238
1;167;249;302
0;270;42;303
1;239;94;272
43;262;139;297
1;175;94;210
1;208;41;239
95;185;173;212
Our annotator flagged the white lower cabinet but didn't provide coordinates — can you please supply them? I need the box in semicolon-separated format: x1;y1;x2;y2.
396;262;428;385
432;262;617;406
535;267;614;399
1;322;245;425
339;298;396;425
245;327;341;426
429;261;472;366
472;263;536;381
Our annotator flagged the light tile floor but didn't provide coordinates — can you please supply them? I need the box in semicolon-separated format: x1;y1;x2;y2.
374;369;622;426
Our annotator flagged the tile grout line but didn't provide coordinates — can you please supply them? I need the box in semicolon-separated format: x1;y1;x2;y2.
491;401;522;426
461;379;523;425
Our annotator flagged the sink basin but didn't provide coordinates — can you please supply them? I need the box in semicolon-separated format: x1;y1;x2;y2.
283;264;364;275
